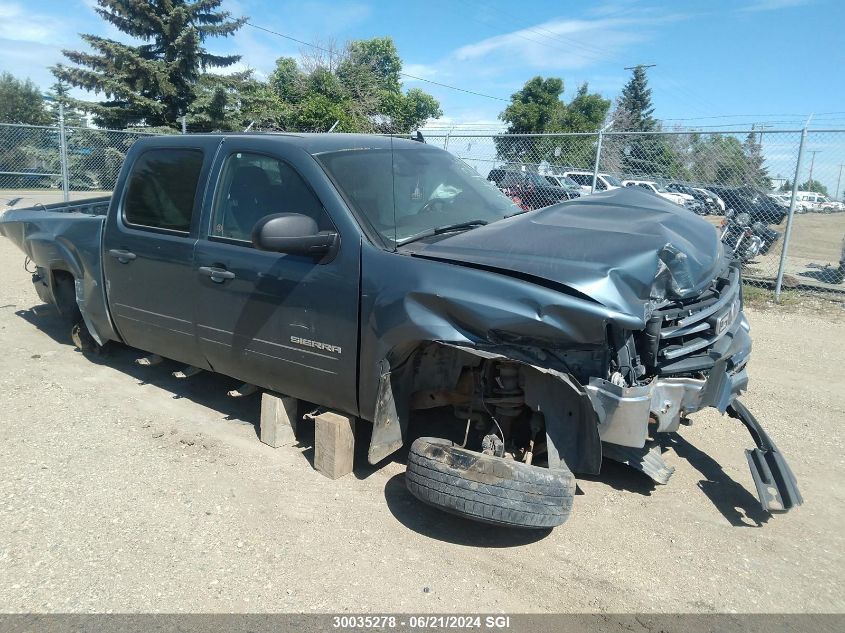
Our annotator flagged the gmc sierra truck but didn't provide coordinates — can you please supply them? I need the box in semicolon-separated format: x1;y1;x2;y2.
0;133;802;529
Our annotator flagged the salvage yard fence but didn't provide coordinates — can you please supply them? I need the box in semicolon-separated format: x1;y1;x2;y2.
2;121;844;299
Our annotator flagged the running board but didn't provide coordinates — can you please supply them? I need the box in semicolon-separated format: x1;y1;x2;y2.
602;441;675;485
727;399;803;513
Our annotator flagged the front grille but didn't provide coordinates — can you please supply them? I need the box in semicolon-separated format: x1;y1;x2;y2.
638;266;741;375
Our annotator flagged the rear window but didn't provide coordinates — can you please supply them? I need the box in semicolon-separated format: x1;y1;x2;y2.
123;149;204;232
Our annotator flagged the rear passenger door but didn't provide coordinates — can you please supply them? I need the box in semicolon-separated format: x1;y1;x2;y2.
192;140;361;414
103;141;218;368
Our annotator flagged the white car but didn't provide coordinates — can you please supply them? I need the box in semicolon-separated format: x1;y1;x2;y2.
561;171;623;194
694;187;726;213
622;180;688;206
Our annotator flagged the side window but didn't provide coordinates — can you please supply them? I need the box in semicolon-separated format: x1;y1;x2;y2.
124;149;204;232
211;152;329;242
596;179;607;190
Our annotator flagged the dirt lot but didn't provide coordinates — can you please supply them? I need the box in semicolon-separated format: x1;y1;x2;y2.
0;236;843;614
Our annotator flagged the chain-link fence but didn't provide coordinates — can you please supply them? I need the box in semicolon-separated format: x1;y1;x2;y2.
425;128;845;296
0;122;152;208
2;121;844;297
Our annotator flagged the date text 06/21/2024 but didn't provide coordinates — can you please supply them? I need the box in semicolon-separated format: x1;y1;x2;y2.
332;615;512;629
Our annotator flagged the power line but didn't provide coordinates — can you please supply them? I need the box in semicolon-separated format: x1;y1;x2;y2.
244;22;508;102
661;110;845;122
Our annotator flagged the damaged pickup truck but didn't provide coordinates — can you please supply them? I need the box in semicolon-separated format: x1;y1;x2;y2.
0;133;802;529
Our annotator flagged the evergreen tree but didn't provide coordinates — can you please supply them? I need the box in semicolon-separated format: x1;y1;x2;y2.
46;78;87;128
616;65;656;132
742;131;771;189
54;0;245;129
610;66;681;177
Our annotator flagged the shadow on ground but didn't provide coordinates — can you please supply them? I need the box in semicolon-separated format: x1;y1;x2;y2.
17;305;261;427
578;458;657;496
798;268;844;284
661;434;770;527
18;304;770;530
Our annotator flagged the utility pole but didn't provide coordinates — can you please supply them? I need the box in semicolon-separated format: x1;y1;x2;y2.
623;63;657;71
807;150;821;190
837;164;844;201
753;122;774;146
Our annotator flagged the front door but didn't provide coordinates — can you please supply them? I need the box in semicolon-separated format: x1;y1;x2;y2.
192;144;361;414
103;144;214;369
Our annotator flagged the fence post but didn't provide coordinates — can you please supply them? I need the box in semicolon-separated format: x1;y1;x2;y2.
774;118;811;300
590;123;612;194
58;102;70;202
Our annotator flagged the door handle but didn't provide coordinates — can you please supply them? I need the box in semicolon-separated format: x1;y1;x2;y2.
108;249;136;263
198;266;236;283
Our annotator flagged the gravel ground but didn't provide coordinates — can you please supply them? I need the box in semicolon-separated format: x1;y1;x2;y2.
0;236;843;614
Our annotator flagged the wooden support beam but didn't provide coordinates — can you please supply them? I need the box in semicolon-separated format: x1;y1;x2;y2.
172;365;202;379
260;392;298;448
135;354;163;367
314;412;356;480
227;383;258;398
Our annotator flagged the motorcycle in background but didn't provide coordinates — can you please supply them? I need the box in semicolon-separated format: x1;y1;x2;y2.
720;210;781;264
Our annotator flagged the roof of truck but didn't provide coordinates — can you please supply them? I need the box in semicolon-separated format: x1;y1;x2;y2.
131;132;427;155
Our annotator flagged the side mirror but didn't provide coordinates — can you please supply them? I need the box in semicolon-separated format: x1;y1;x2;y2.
251;213;338;257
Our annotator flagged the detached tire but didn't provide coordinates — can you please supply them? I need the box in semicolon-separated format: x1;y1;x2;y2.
406;437;575;529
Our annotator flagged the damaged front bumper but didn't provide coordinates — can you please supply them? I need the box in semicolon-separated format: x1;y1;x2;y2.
585;313;802;514
727;399;803;513
586;316;752;447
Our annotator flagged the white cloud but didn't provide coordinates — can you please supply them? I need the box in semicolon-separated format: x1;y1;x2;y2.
403;63;439;80
0;2;63;44
452;15;671;71
739;0;814;12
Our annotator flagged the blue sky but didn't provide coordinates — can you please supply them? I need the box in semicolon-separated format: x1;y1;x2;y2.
1;0;844;190
3;0;843;128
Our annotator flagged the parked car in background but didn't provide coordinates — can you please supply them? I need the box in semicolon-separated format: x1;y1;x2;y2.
561;170;623;194
487;168;580;210
706;186;788;225
694;187;726;214
820;198;845;212
771;193;792;208
544;174;584;194
622;179;689;207
666;183;719;214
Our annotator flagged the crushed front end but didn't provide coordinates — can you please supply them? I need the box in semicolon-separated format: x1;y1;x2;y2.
585;261;802;513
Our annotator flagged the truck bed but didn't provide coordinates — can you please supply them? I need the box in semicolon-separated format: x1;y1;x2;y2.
0;198;115;346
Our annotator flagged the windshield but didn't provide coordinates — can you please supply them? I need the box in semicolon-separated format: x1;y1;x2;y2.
319;146;518;246
603;174;623;186
549;174;578;188
524;171;550;186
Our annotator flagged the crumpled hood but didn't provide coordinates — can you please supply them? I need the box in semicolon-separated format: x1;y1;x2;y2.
411;188;726;317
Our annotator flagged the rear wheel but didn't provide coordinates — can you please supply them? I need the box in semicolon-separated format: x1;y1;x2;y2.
405;436;575;529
